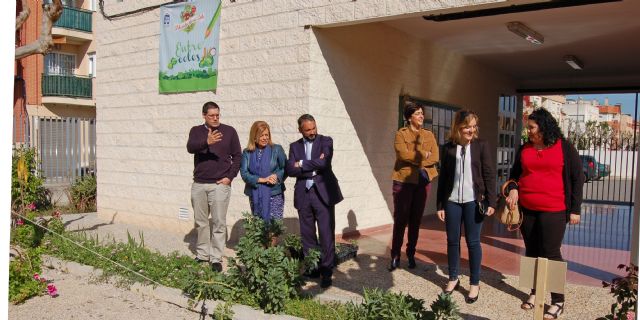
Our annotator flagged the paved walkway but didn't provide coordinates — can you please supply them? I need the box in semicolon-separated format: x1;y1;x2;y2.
344;207;631;287
51;212;621;319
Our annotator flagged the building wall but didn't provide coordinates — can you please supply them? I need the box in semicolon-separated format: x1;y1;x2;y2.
95;0;513;236
22;0;44;107
620;114;634;135
564;99;600;130
18;1;97;118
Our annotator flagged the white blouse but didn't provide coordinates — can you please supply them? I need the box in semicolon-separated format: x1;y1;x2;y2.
448;143;475;203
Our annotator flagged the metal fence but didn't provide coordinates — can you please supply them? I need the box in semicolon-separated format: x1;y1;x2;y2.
13;115;96;185
564;203;632;251
566;135;637;206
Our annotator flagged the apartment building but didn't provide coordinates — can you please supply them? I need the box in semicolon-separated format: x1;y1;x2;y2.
598;104;621;136
563;97;601;133
14;0;97;185
620;113;636;138
523;95;567;132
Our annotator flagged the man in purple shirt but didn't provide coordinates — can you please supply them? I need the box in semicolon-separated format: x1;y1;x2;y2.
186;101;241;272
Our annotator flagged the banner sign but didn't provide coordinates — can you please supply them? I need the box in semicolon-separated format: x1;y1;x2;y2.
159;0;221;93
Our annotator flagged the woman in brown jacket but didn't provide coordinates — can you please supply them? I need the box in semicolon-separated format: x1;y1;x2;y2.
389;102;439;271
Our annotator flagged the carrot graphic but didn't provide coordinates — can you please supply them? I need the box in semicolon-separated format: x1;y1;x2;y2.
204;1;222;39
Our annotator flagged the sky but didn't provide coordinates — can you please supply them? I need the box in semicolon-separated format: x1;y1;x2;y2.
566;93;638;116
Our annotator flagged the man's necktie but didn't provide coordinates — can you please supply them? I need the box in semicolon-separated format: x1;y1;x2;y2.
305;140;314;189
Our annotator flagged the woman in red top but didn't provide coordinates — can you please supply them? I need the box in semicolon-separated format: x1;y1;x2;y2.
506;108;584;319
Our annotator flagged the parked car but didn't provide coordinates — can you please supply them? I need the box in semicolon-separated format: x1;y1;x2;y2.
595;161;611;180
579;155;610;181
580;155;598;182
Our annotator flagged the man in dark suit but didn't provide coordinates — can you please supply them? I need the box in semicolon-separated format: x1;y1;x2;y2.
286;114;343;288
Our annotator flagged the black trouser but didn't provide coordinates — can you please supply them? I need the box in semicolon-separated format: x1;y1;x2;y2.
520;206;567;304
390;181;431;258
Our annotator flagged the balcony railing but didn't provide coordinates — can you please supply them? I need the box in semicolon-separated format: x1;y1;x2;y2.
54;6;92;32
42;74;92;99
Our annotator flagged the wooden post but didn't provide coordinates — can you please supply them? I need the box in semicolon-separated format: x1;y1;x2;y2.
533;258;549;320
520;257;567;320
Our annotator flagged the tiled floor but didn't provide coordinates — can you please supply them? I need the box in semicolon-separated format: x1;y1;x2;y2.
341;209;631;287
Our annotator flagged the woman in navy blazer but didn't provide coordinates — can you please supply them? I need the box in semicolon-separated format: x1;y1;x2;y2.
240;121;287;222
436;110;496;304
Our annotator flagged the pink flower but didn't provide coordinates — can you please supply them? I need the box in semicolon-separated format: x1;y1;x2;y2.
27;202;36;210
16;219;24;226
46;284;58;297
33;273;40;281
53;211;61;219
627;311;635;320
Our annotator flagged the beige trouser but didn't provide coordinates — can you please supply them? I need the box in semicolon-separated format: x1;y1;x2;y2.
191;182;231;263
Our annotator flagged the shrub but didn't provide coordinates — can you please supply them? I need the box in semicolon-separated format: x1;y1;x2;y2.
184;213;320;314
11;212;55;249
430;293;462;320
283;233;303;260
9;212;65;304
11;147;50;212
356;288;430;320
9;247;46;304
226;213;319;313
598;263;638;320
46;230;211;289
284;298;352;320
12;223;39;249
212;301;234;320
69;175;96;212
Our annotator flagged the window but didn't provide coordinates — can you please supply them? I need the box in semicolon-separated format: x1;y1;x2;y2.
44;52;76;75
497;95;518;186
89;0;96;11
88;53;96;77
398;96;459;146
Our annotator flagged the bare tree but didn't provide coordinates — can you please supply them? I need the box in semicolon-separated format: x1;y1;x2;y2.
15;0;63;60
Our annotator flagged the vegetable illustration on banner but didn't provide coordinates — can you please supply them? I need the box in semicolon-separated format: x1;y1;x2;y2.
159;0;221;93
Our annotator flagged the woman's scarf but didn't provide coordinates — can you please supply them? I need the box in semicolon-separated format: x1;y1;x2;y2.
249;145;272;221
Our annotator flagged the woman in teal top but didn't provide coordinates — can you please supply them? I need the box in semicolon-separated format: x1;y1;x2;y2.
240;121;286;221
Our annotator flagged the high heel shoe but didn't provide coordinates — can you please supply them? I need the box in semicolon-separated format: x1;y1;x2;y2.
466;286;480;304
521;294;535;310
407;256;416;269
443;279;460;295
388;258;400;271
544;302;564;319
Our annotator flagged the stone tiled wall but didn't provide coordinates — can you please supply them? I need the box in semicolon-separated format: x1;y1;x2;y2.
95;0;510;237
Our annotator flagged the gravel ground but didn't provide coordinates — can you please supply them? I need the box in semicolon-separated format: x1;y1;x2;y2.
8;266;197;320
8;213;618;320
306;256;616;319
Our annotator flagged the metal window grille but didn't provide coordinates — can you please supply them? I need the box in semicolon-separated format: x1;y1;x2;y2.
20;116;97;185
45;52;76;76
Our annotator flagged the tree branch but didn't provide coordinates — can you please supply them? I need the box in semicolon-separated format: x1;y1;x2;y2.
15;0;63;60
15;0;30;31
